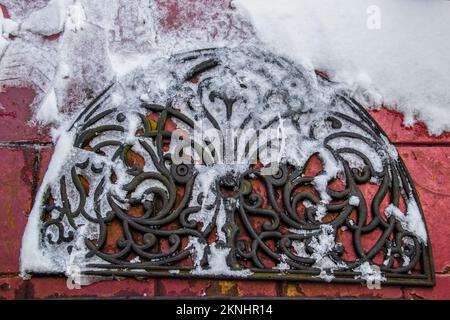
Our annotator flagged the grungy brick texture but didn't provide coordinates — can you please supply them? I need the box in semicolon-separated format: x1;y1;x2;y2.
397;147;450;273
158;279;211;297
0;148;35;273
37;146;54;188
369;108;450;144
236;281;278;297
0;277;156;299
157;279;277;297
281;281;404;299
28;277;156;299
404;275;450;300
0;87;50;143
0;277;28;300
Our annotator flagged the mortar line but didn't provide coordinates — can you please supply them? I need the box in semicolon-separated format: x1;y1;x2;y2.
155;278;163;296
394;142;450;147
0;141;53;148
275;281;284;297
31;148;42;204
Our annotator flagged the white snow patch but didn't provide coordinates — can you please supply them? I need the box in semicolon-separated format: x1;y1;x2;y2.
319;270;334;283
354;261;386;284
0;9;18;55
22;0;67;36
385;199;427;243
349;196;360;207
314;204;328;222
57;62;71;80
236;0;450;135
0;9;18;37
125;113;140;144
296;225;347;276
35;88;59;125
66;1;86;32
108;53;152;77
129;256;141;264
190;240;252;277
275;254;291;271
381;134;398;160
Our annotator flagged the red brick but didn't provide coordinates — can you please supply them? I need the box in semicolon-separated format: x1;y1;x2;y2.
0;148;34;273
398;147;450;273
159;278;211;296
0;277;155;299
0;87;50;143
236;281;277;297
29;277;155;298
369;108;450;144
37;146;54;187
404;275;450;300
283;281;403;299
0;277;28;300
154;0;251;42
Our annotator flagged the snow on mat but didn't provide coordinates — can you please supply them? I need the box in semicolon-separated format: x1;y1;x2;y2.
20;46;431;285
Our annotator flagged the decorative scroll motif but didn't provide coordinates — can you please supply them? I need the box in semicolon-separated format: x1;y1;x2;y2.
34;47;434;286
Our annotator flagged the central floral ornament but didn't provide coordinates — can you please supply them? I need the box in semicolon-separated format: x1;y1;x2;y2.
21;47;434;286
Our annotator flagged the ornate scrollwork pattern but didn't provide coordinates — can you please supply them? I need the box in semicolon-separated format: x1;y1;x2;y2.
36;47;434;286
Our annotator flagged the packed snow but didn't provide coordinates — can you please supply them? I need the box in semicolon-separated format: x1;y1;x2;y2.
20;126;76;274
0;8;18;55
385;200;428;243
354;261;386;286
2;0;449;134
236;0;450;135
349;196;360;207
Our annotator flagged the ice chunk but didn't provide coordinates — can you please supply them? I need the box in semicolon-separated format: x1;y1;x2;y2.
22;0;67;36
349;196;360;207
35;88;59;125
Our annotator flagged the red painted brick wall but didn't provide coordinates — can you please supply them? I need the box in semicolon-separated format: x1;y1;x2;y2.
0;1;449;299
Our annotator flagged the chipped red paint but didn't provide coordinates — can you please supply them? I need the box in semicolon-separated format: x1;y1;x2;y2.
369;108;450;144
397;147;450;273
0;87;50;143
281;281;404;299
0;3;10;19
403;275;450;300
0;149;34;273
